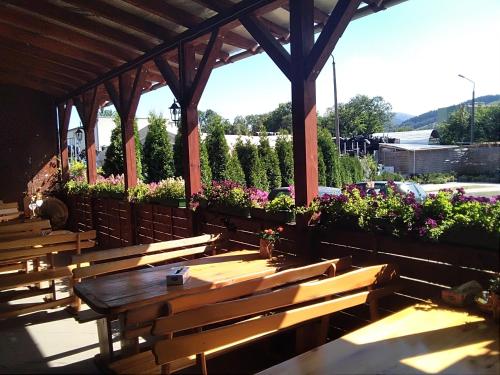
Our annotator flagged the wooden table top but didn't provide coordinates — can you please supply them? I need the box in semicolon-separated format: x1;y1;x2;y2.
74;250;300;315
258;303;499;375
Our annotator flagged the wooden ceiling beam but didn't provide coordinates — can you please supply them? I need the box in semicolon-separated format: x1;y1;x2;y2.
281;3;329;26
0;21;121;69
0;58;85;87
0;66;76;91
0;7;136;62
0;39;105;76
154;56;180;100
0;46;97;82
0;70;71;95
121;0;256;51
65;0;176;41
1;0;154;53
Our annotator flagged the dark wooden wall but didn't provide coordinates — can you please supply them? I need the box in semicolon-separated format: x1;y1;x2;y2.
0;85;58;205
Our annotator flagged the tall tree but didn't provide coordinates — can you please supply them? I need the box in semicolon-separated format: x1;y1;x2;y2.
319;95;393;137
200;138;212;186
258;131;281;190
143;112;174;182
275;131;294;186
102;113;143;178
234;138;268;190
264;102;292;133
231;115;250;135
199;109;231;134
317;127;342;187
226;150;246;185
318;148;326;185
205;122;229;181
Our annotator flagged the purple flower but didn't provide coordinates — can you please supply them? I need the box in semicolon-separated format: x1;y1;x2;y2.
425;218;438;228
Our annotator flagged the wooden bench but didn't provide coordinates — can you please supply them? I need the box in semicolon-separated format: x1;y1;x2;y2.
0;202;21;223
0;230;96;319
0;219;52;241
109;260;399;374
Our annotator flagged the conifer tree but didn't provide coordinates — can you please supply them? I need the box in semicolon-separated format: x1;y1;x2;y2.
143;112;174;183
226;151;246;185
317;127;342;187
205;121;229;181
257;131;281;189
102;113;143;179
275;131;294;186
200;138;212;186
318;147;327;185
234;139;268;190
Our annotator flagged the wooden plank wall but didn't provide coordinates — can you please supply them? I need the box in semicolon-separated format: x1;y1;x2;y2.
93;198;133;248
135;203;191;244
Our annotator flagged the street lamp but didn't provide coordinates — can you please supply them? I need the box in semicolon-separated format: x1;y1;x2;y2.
75;127;84;143
169;99;181;126
458;74;475;144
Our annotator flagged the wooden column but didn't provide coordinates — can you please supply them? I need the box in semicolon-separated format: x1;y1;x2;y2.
74;88;100;184
57;99;73;182
155;30;223;199
104;67;146;190
290;0;317;207
242;0;361;206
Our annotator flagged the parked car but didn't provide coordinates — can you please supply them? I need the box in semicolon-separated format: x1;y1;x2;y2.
355;181;427;202
268;186;341;201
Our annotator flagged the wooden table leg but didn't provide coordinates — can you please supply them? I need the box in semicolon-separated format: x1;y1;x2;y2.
97;317;114;363
119;314;139;357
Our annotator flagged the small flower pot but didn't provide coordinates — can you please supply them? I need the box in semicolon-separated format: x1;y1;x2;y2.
259;238;274;259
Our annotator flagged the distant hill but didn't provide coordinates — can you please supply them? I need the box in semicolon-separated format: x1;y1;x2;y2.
397;94;500;130
391;112;414;126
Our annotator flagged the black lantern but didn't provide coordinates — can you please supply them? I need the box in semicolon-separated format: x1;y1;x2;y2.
169;100;180;125
75;127;84;143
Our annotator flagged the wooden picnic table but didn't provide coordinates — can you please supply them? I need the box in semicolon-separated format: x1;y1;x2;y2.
74;249;303;361
258;303;499;375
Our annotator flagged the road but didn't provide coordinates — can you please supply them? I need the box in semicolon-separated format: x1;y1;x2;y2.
421;182;500;198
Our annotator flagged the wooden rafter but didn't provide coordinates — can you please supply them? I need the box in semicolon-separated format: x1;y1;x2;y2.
1;0;154;53
240;15;291;81
154;56;180;100
0;72;66;96
66;0;175;41
0;22;119;69
0;66;74;92
0;6;137;62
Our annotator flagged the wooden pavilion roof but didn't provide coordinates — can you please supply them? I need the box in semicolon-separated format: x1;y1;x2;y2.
0;0;405;103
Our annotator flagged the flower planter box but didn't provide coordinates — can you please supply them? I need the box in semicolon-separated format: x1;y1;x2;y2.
207;204;250;218
440;227;499;251
149;198;186;208
250;207;295;223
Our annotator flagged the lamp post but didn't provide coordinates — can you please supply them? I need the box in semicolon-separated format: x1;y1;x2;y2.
458;74;475;144
331;55;341;152
169;99;181;126
74;127;84;161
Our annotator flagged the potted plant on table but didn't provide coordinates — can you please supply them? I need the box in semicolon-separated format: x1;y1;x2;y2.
257;226;283;259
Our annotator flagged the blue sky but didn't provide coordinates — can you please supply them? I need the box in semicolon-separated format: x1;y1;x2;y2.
71;0;500;128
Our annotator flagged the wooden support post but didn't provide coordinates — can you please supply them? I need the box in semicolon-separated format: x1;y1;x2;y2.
74;88;100;184
58;100;73;182
104;67;146;190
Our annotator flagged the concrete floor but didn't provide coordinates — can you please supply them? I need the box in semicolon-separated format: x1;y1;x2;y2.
0;282;105;374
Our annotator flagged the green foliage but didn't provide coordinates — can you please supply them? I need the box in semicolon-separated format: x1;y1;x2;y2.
199;109;231;134
201;181;251;209
230;115;250;135
438;104;500;144
226;151;246;186
258;132;281;190
69;160;87;180
64;179;90;195
340;156;364;184
264;102;292;133
317;127;342;187
102;113;143;179
410;173;456;184
379;171;404;181
143;112;174;183
319;95;393;137
275;131;294;186
200;138;212;186
128;178;185;204
205;121;229;181
234;139;268;190
318;149;326;185
266;195;295;213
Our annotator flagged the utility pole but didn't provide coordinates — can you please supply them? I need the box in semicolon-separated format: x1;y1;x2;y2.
332;55;340;152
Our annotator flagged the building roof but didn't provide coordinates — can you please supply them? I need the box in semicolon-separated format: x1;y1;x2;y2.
0;0;406;101
371;129;440;144
379;143;458;151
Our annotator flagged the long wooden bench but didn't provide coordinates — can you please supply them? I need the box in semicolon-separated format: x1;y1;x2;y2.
0;230;96;319
0;202;21;223
0;219;52;241
109;260;399;374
